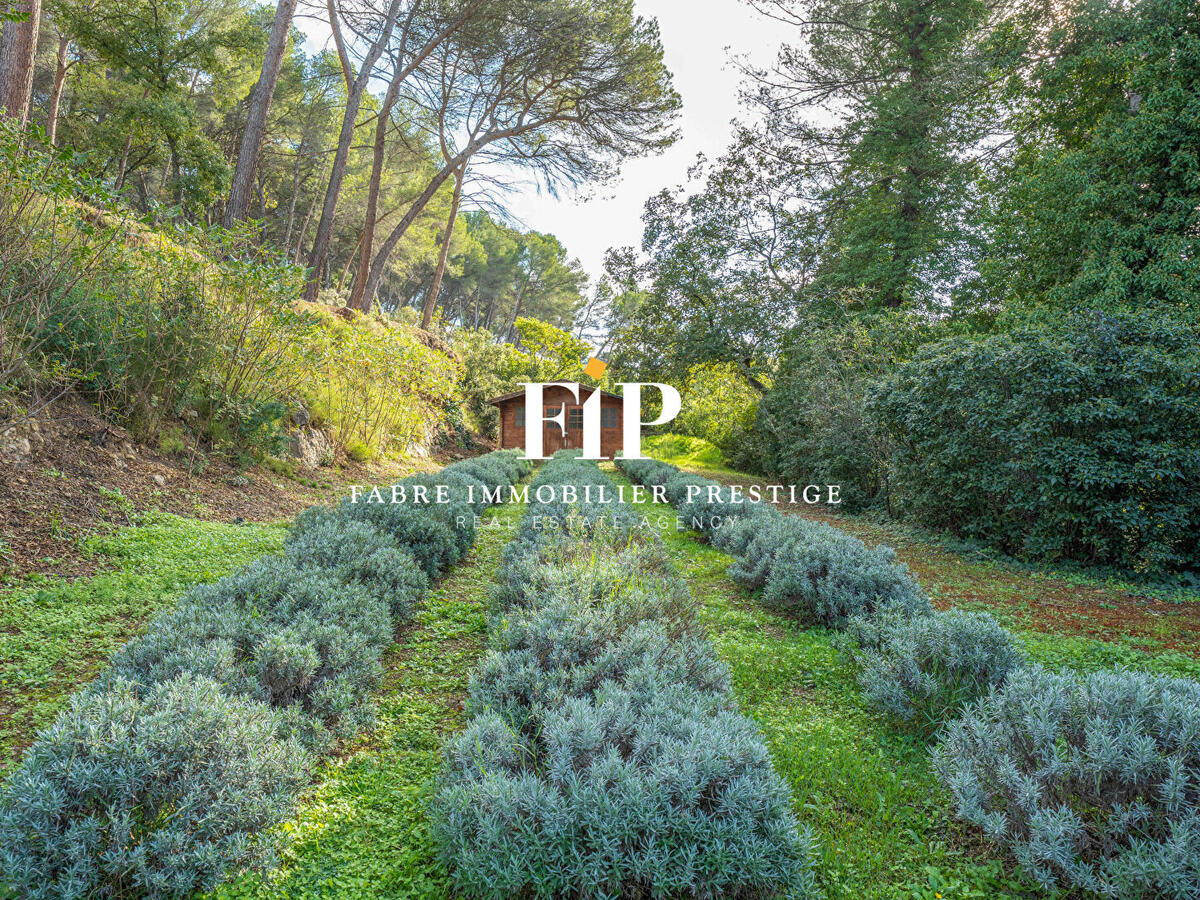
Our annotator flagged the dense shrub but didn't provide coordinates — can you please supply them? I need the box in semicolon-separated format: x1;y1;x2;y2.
285;517;428;620
108;557;391;749
0;451;523;898
933;666;1200;898
434;452;815;898
476;539;727;732
0;674;306;900
849;609;1021;730
662;470;711;506
728;515;931;627
675;362;761;460
323;498;465;577
753;311;936;511
873;311;1200;575
434;677;814;899
618;456;676;487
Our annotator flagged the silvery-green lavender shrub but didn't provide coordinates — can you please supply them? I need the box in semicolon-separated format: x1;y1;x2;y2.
472;554;728;732
423;469;491;513
729;515;931;627
495;525;683;613
451;456;511;491
933;666;1200;899
662;470;712;507
285;517;428;620
709;505;783;556
433;674;816;900
329;498;463;577
109;559;391;749
0;674;306;900
435;454;815;899
617;457;676;487
677;481;774;534
849;608;1021;731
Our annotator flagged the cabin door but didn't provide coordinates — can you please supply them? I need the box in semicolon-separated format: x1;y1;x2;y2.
543;405;581;453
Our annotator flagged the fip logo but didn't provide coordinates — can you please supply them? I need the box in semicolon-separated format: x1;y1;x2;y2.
520;358;680;460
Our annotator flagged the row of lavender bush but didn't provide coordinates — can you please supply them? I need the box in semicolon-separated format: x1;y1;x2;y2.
0;451;530;899
617;457;1200;900
430;451;816;898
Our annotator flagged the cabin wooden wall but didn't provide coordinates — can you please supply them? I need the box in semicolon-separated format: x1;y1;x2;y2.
495;387;623;459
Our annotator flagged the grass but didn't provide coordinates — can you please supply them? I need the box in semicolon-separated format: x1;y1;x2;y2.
646;436;1200;658
0;511;284;769
605;463;1119;900
641;433;733;473
210;495;526;900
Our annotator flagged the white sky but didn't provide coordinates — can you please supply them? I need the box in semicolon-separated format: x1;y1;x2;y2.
502;0;783;282
297;0;784;284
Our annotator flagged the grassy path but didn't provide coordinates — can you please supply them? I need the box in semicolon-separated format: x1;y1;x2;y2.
606;465;1044;900
212;496;524;900
673;466;1200;679
0;514;284;770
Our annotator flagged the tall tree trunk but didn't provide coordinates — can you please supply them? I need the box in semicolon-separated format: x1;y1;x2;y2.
46;34;69;145
345;65;406;311
419;164;463;328
344;0;484;311
294;198;315;263
345;68;405;312
502;285;527;343
281;143;304;246
0;0;41;125
359;152;465;308
302;0;407;301
225;0;299;227
114;134;134;190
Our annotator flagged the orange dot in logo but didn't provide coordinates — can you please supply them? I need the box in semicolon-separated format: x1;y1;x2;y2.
583;357;608;380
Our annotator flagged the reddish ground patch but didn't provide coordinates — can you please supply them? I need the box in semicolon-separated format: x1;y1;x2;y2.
0;396;466;581
701;469;1200;657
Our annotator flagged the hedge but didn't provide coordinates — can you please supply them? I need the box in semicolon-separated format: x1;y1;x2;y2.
621;454;1200;898
872;312;1200;576
0;451;530;898
431;452;816;898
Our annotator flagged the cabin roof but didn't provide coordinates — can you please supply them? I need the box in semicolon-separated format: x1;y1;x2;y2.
486;386;623;407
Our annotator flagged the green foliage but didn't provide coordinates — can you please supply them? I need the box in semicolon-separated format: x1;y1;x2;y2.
848;608;1022;731
448;327;506;437
754;310;942;510
642;433;729;472
0;452;524;896
0;673;307;900
285;518;429;622
0;512;284;769
108;557;394;750
933;666;1200;898
624;456;931;628
609;465;1048;900
437;215;588;339
977;0;1200;318
433;453;816;898
674;362;760;458
872;311;1200;575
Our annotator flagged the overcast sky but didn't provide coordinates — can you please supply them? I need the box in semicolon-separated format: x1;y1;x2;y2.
499;0;783;283
298;0;784;284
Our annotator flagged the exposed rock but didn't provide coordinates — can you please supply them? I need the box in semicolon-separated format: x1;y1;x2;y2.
1;436;32;461
288;427;332;470
291;404;310;427
151;473;166;487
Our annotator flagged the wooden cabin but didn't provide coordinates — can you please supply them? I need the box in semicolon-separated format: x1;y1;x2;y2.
489;385;624;459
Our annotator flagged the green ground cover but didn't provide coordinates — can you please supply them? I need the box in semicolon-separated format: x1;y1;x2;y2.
641;433;733;473
0;512;284;769
211;496;525;900
606;463;1200;900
